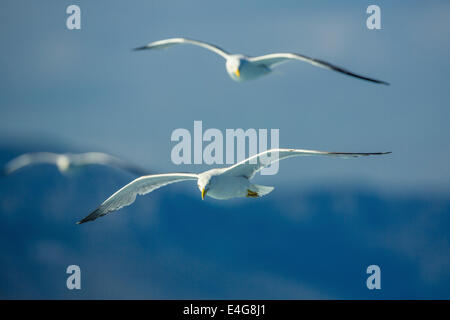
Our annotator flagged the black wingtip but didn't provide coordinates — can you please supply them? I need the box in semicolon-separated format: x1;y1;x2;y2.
370;151;392;156
76;218;88;225
373;80;389;86
363;77;390;86
369;151;392;155
133;46;149;51
76;208;100;225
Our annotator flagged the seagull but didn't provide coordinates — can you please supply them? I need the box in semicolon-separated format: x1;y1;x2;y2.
77;148;391;224
134;37;389;85
2;152;149;177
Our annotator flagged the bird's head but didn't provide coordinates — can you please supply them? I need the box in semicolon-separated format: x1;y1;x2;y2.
197;175;212;200
56;155;71;173
226;55;245;80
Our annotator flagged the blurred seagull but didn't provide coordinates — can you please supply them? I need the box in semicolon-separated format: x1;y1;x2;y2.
134;37;389;85
2;152;149;177
78;148;391;224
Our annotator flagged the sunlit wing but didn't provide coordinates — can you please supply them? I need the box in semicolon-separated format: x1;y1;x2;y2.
250;53;389;85
69;152;149;176
134;37;230;59
3;152;61;175
222;148;391;179
77;173;199;224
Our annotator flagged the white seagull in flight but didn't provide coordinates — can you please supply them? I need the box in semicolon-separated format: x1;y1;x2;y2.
134;37;389;85
2;152;149;177
77;148;391;224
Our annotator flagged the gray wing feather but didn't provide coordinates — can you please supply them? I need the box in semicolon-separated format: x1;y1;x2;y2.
77;173;198;224
250;53;389;85
222;148;391;179
133;37;230;59
3;152;61;175
69;152;149;176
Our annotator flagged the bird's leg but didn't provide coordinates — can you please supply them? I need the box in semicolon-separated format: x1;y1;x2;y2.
246;189;259;198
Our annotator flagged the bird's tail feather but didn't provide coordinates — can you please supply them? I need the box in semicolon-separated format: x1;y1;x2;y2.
252;184;274;197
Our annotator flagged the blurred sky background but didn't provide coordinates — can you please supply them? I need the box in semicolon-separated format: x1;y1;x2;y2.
0;0;450;299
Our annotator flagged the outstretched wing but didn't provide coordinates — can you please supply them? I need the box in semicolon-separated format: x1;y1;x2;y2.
3;152;61;175
249;53;389;85
77;173;199;224
222;148;391;179
69;152;150;176
134;37;230;59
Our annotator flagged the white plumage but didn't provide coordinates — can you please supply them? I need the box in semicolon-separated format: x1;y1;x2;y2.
134;37;389;84
78;148;391;224
2;152;149;177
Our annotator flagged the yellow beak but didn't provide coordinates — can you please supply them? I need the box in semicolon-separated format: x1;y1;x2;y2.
201;188;206;200
235;69;240;77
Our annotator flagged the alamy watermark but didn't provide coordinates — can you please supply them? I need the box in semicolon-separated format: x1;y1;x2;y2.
366;5;381;30
366;265;381;290
66;5;81;30
171;121;280;175
66;265;81;290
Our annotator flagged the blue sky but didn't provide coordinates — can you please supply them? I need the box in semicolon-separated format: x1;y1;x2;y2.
1;0;450;300
1;1;450;192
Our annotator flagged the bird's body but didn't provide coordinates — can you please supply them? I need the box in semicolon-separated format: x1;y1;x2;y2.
198;169;256;199
135;37;389;85
78;148;391;224
226;55;271;82
2;152;149;177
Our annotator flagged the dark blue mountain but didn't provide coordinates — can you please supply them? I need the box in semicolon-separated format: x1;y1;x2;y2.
0;145;449;299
